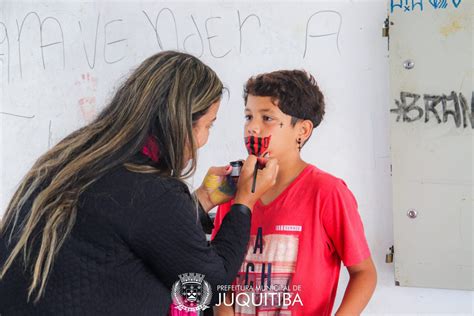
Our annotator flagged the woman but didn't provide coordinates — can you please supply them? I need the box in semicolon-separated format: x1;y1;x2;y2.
0;51;278;315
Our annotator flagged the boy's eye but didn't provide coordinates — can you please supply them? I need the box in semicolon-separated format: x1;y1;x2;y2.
244;115;252;121
263;116;273;122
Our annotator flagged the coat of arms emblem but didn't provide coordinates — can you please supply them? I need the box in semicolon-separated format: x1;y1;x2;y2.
171;273;212;311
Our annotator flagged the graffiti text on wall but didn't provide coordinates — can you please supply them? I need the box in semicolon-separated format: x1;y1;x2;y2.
390;0;463;13
390;91;473;129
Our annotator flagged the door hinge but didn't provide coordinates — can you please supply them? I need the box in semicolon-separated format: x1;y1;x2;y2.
385;245;394;263
382;16;390;37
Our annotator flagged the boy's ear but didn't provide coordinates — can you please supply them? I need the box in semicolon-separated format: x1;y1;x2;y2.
298;119;314;143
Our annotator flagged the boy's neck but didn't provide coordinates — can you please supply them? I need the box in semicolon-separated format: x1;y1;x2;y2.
259;156;308;205
276;156;307;182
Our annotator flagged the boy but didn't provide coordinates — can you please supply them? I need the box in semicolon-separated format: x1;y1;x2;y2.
211;70;376;315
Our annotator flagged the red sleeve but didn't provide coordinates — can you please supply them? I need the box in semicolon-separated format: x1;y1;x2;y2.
210;200;233;241
322;179;371;267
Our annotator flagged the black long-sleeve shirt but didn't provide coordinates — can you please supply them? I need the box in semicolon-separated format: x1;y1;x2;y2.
0;159;251;315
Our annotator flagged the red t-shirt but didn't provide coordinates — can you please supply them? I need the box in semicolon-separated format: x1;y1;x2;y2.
211;164;370;316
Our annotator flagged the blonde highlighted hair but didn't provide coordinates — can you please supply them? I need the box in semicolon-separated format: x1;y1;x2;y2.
0;51;223;302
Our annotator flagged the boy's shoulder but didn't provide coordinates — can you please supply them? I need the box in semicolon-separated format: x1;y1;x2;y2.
305;165;358;214
305;164;350;195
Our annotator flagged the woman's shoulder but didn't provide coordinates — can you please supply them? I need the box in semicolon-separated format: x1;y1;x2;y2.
82;164;190;207
119;165;188;191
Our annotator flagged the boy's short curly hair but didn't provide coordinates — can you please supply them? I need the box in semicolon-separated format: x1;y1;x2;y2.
243;70;325;129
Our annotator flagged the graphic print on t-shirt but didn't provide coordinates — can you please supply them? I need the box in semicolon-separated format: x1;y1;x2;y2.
233;226;300;316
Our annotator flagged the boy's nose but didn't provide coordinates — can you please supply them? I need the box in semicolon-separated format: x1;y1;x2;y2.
246;121;260;136
247;127;259;136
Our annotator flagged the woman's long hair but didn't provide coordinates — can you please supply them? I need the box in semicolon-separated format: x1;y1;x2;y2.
0;51;223;302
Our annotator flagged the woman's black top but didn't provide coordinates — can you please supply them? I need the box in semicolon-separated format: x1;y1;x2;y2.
0;154;251;315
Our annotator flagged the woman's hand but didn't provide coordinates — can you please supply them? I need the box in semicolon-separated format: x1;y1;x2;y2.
234;155;279;209
194;165;235;212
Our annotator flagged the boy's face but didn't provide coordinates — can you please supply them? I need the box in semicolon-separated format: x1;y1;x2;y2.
244;95;299;160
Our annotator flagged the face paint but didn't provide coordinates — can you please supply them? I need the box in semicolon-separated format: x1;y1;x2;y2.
229;160;243;179
218;160;243;196
244;135;272;193
244;135;272;157
203;171;236;204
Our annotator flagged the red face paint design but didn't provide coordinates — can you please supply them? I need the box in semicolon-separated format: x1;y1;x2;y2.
244;135;271;157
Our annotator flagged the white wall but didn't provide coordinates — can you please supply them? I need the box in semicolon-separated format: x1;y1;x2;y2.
0;0;472;314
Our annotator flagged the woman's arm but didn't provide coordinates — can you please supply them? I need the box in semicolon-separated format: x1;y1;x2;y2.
127;182;251;305
128;156;278;305
335;257;377;315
